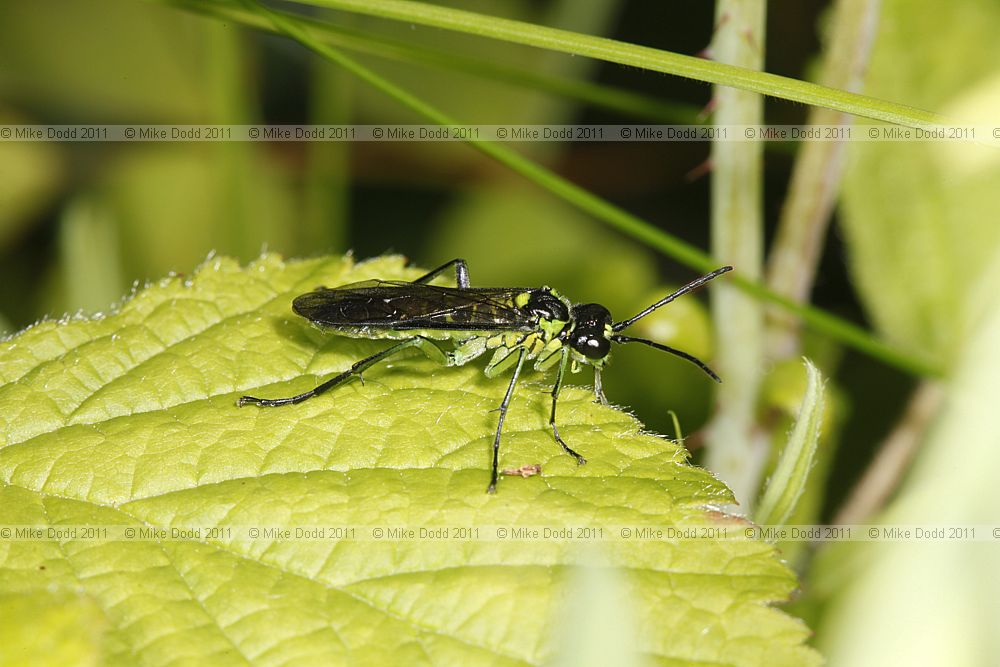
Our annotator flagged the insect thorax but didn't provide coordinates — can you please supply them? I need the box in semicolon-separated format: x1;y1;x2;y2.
447;289;570;375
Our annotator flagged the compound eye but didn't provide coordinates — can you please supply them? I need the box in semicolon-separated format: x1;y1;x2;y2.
573;333;611;360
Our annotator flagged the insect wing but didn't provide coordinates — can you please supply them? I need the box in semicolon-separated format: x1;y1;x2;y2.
293;281;536;331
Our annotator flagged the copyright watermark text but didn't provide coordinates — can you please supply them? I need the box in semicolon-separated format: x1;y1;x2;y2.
3;524;999;543
2;124;997;144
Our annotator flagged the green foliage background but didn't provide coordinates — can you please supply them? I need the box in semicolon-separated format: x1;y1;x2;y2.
1;0;999;665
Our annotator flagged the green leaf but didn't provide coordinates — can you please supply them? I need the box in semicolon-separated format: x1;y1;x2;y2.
0;254;819;666
0;590;108;667
755;359;825;527
839;0;1000;367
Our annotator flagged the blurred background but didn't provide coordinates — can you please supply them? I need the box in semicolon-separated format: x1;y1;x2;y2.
2;0;999;663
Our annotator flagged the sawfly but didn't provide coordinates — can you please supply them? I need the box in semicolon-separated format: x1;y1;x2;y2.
239;259;732;493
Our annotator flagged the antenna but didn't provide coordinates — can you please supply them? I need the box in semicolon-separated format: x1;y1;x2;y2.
612;266;733;333
611;335;721;382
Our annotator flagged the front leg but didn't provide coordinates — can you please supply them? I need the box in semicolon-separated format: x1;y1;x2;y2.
550;348;586;464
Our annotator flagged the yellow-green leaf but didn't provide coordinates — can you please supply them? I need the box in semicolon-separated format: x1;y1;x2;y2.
0;254;819;666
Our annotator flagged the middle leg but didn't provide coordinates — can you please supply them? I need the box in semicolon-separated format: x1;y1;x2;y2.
487;348;527;494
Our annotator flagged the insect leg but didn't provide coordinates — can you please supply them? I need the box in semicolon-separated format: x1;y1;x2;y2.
412;258;471;289
550;348;586;465
238;337;426;407
411;335;453;366
487;348;527;494
593;367;609;405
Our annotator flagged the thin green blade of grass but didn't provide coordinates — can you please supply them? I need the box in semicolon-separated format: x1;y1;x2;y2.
285;0;948;128
169;0;704;125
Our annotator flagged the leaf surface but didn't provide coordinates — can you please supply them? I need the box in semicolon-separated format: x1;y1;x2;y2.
0;254;818;666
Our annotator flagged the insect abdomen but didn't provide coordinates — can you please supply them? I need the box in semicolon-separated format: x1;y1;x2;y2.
314;325;491;341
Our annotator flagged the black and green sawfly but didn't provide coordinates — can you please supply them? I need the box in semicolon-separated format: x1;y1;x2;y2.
239;259;733;493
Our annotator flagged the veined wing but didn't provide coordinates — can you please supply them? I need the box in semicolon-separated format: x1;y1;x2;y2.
292;281;537;331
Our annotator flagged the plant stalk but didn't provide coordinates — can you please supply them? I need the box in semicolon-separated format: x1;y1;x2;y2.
704;0;768;508
766;0;881;360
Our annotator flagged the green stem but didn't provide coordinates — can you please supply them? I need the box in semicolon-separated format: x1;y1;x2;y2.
704;0;768;506
766;0;881;360
833;380;944;524
58;197;124;314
